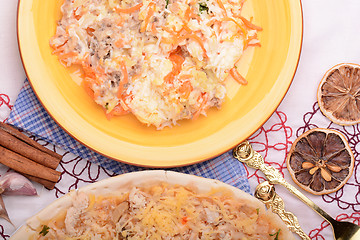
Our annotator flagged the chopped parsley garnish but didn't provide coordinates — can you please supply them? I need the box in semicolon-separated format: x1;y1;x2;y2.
269;229;281;240
256;208;259;215
105;102;109;110
39;225;50;236
199;2;209;13
165;0;169;8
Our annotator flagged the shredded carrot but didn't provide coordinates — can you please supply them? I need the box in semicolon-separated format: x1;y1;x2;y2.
151;23;157;34
222;17;247;36
86;27;95;36
181;216;189;225
178;34;207;57
184;6;192;21
81;78;95;99
105;104;129;120
169;54;184;71
119;95;131;111
164;50;185;83
178;81;193;99
160;37;176;45
116;3;143;14
206;18;220;27
179;74;193;80
80;52;90;64
82;64;97;79
73;7;82;20
57;51;78;59
239;0;246;8
82;76;101;99
117;60;128;98
247;42;261;47
96;65;106;75
141;3;156;32
162;26;176;35
117;18;125;26
229;67;247;85
193;93;208;120
51;45;66;55
216;0;227;15
245;34;261;48
239;16;263;31
119;60;128;84
190;11;201;21
114;38;124;48
181;24;192;33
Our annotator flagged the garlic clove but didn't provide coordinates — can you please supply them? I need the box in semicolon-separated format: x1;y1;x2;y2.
0;172;37;196
0;195;12;224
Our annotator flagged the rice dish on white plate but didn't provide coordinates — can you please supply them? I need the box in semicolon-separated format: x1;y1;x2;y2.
10;171;294;240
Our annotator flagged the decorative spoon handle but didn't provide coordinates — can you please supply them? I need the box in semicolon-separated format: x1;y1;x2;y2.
255;181;311;240
233;141;335;224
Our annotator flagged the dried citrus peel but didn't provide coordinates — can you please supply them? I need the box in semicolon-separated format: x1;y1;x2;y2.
317;63;360;125
286;128;354;195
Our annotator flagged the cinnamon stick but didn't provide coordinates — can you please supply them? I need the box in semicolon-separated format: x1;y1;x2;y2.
0;128;60;169
0;146;61;183
0;122;62;161
23;174;57;190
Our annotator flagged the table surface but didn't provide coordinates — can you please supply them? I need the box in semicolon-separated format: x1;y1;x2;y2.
1;0;360;239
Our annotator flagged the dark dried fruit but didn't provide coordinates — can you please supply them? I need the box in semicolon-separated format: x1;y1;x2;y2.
286;128;354;195
317;63;360;125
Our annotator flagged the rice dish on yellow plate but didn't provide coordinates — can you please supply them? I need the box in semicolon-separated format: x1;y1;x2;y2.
50;0;261;129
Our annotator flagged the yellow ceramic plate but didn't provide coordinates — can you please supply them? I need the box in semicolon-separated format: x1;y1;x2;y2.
17;0;303;167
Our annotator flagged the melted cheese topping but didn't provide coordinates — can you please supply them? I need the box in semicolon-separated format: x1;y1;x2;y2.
51;0;261;129
33;184;287;240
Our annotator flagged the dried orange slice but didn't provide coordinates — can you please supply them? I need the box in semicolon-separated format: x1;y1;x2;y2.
317;63;360;125
286;128;354;195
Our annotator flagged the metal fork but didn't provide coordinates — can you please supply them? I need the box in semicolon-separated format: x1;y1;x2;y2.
233;141;360;240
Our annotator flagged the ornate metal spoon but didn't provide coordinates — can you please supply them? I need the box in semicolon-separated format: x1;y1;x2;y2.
233;140;360;240
255;181;310;240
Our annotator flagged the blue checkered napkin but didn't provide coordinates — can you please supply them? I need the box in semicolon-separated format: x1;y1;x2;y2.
6;79;250;193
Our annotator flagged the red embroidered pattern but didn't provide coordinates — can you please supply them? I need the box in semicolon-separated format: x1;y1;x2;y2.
0;94;12;110
247;110;293;183
1;90;359;239
0;225;10;239
309;213;360;240
54;152;116;198
246;103;360;239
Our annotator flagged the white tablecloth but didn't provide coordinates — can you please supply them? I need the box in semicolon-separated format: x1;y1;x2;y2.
1;1;360;239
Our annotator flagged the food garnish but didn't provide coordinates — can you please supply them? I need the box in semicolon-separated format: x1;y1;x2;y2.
269;229;281;240
50;0;261;129
317;63;360;125
198;2;209;13
287;128;354;195
39;225;50;236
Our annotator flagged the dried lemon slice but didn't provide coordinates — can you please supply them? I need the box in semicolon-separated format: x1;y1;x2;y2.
286;128;354;195
317;63;360;125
